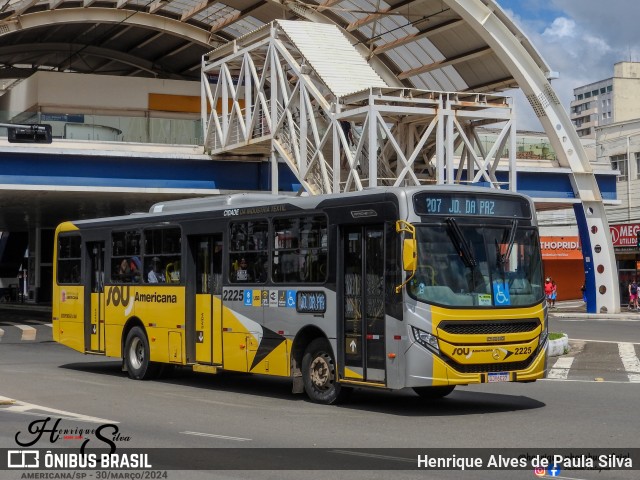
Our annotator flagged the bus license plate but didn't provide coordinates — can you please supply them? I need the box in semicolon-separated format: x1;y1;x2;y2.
488;372;510;383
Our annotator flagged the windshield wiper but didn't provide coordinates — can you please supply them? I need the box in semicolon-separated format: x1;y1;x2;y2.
498;219;518;266
445;218;477;268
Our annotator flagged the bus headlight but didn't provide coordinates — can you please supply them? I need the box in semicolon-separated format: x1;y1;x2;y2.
411;326;439;353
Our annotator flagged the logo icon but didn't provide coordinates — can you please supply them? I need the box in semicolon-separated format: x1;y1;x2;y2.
8;450;39;468
533;467;546;477
547;465;561;477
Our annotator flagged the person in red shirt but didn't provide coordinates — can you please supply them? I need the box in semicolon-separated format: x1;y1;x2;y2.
544;277;553;308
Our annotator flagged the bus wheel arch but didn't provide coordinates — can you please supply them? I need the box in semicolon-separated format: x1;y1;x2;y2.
291;326;328;394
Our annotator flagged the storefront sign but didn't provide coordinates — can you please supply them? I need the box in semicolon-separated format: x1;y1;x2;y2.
609;224;640;247
540;236;582;260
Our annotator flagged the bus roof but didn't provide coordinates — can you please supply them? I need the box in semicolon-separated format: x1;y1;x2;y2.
67;186;533;227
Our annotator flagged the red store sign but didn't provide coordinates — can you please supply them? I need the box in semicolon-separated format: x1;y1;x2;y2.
609;224;640;247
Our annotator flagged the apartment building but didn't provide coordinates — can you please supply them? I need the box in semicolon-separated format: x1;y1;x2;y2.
570;62;640;139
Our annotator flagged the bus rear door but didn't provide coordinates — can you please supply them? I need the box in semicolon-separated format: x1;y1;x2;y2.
85;241;105;353
188;234;223;366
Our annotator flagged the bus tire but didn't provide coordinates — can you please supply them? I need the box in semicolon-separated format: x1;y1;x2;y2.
302;338;343;404
412;385;455;399
124;326;160;380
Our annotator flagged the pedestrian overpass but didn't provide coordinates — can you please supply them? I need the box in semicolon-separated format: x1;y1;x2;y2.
200;19;619;313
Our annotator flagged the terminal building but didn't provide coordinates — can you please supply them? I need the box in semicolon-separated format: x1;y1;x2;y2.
0;0;621;312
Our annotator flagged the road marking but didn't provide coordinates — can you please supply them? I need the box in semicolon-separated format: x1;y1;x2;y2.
0;327;4;342
6;322;37;341
567;338;640;345
0;396;118;424
618;342;640;383
542;378;635;384
180;431;251;442
546;356;574;379
331;449;414;464
44;323;52;328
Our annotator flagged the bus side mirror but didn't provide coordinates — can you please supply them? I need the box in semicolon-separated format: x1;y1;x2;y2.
395;220;417;293
5;124;53;144
403;238;417;272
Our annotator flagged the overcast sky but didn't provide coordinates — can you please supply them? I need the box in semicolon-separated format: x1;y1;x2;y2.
495;0;640;131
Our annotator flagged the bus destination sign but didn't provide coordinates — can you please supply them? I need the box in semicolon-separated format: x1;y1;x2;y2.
414;193;531;219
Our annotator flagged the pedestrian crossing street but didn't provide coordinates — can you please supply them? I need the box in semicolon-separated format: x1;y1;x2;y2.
0;319;52;343
546;340;640;383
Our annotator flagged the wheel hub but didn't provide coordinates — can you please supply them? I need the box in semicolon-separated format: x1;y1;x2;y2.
129;337;144;370
310;355;332;390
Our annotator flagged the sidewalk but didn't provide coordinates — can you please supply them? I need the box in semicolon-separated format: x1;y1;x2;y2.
0;302;51;315
549;300;640;321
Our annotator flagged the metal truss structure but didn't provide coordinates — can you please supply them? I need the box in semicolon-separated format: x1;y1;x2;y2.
201;20;516;195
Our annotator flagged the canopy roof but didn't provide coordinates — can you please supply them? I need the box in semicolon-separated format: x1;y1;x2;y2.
0;0;551;96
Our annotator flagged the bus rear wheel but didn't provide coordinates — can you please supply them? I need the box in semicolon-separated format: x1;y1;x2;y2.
124;326;161;380
412;385;455;399
302;338;343;404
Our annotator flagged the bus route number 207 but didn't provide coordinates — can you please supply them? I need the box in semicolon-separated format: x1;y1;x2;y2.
223;289;244;301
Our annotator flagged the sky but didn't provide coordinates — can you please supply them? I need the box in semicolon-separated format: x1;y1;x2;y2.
494;0;640;131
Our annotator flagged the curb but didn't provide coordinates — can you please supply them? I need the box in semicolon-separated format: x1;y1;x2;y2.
548;334;568;357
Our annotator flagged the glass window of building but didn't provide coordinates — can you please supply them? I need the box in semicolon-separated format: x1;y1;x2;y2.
607;85;613;92
611;154;628;182
636;152;640;180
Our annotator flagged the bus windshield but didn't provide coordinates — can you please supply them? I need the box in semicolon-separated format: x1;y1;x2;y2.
408;221;544;307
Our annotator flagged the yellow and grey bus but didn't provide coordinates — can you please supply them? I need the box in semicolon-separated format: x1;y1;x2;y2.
53;186;547;404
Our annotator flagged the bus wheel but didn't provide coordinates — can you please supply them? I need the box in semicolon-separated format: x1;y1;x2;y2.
412;385;455;399
302;338;343;404
124;327;159;380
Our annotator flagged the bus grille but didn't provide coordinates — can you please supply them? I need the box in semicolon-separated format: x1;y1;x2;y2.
444;356;536;374
439;320;539;335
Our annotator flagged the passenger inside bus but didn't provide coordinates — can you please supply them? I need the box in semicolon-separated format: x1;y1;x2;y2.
165;260;180;283
147;257;166;283
116;258;130;282
233;257;253;282
129;256;142;282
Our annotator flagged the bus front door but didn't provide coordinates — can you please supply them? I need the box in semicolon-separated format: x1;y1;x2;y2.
341;226;386;384
190;235;223;365
85;242;105;353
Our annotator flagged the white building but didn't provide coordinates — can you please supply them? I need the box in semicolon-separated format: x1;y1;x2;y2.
570;62;640;139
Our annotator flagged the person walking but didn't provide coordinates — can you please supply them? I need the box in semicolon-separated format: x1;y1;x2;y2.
550;279;558;308
544;277;553;308
628;280;639;310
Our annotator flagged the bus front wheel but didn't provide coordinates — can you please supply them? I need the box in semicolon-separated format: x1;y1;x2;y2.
124;326;160;380
412;385;455;399
302;338;343;404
